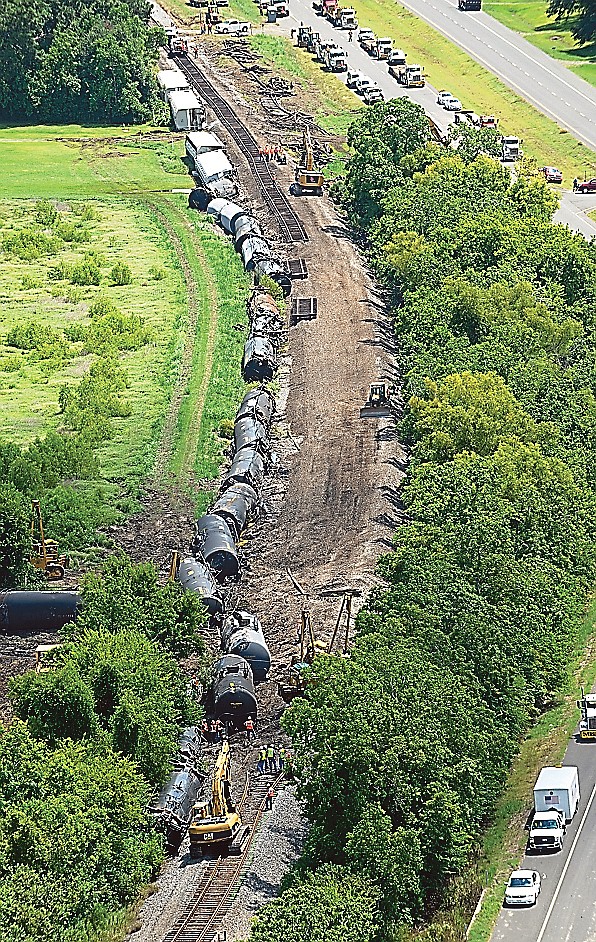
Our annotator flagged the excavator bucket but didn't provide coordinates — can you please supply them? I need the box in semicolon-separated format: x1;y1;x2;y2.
360;383;393;418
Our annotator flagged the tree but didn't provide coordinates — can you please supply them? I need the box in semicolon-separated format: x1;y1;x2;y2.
547;0;596;43
447;123;502;163
10;666;98;743
0;483;33;588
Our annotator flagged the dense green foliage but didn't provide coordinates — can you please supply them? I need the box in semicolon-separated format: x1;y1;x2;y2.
250;99;596;942
0;0;164;122
547;0;596;43
0;723;162;942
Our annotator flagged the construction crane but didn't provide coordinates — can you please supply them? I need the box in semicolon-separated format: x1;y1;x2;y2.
188;741;249;857
293;128;324;196
30;500;68;581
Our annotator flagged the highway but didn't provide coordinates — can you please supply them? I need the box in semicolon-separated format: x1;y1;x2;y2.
394;0;596;153
273;3;596;237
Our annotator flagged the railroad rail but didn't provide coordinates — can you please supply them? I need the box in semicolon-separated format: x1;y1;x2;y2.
171;55;309;244
162;772;283;942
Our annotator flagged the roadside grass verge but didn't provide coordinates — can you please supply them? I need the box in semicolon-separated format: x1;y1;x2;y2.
482;1;596;88
349;0;596;177
467;596;596;942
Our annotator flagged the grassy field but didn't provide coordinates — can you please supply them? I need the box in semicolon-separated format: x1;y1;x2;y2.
349;0;596;177
483;0;596;88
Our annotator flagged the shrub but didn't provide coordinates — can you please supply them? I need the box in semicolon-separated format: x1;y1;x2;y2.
3;228;61;259
111;261;132;285
34;200;58;227
6;321;63;351
70;258;101;286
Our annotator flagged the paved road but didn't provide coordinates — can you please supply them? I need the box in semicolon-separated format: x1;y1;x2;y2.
396;0;596;153
274;3;596;237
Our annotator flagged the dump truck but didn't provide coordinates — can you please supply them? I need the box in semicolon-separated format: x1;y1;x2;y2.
188;741;249;857
578;687;596;740
375;37;393;59
390;63;424;87
501;135;522;161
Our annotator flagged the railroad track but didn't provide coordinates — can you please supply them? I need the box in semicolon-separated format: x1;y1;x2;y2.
171;55;309;244
162;772;283;942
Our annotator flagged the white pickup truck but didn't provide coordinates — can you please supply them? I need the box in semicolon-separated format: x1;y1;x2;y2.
215;19;251;33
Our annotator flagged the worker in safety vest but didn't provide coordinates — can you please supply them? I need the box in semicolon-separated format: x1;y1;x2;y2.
279;746;286;771
245;716;255;742
258;746;267;775
266;743;276;772
265;785;275;810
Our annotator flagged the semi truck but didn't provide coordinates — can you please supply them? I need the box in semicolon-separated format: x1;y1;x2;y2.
458;0;482;8
325;45;347;71
577;687;596;740
528;766;580;852
390;63;424;87
501;135;523;161
375;37;393;59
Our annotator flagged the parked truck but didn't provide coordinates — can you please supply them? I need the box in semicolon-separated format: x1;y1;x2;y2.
501;135;522;161
390;63;424;87
337;7;358;28
325;45;347;71
577;687;596;740
458;0;482;9
529;766;580;853
375;37;393;59
297;25;312;46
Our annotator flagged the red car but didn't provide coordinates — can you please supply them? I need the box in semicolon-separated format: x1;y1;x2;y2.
542;166;562;183
577;178;596;193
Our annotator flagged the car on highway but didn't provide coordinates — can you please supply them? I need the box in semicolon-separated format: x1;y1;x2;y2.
355;76;374;95
504;870;541;907
363;85;384;104
346;70;361;88
444;97;463;111
215;19;250;33
542;166;563;183
388;48;407;66
436;90;453;106
358;28;375;44
576;178;596;193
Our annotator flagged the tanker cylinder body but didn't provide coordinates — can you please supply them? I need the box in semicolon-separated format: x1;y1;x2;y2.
242;335;277;383
148;766;203;854
248;291;280;321
193;515;239;582
221;610;271;682
219;201;246;235
176;556;224;620
221;448;265;492
211;482;258;538
212;654;257;726
236;388;275;428
234;215;263;251
233;415;268;456
0;591;80;634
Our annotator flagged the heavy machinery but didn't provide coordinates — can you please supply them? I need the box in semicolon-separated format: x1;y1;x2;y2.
35;643;61;674
188;741;249;857
278;610;317;702
294;128;324;196
390;63;425;87
501;135;523;161
577;687;596;740
360;383;394;418
375;37;393;59
297;24;312;46
30;500;68;580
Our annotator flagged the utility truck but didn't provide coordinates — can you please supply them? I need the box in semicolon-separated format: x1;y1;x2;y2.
335;7;357;28
325;45;347;71
390;63;424;87
577;687;596;740
528;766;579;856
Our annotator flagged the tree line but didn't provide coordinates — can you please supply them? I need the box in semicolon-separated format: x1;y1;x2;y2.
0;0;163;122
248;99;596;942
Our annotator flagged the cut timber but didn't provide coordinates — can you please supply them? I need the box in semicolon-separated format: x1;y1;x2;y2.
285;258;309;279
290;297;318;326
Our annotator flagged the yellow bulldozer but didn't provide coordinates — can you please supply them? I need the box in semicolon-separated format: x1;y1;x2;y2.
293;128;324;196
30;500;68;581
189;741;249;857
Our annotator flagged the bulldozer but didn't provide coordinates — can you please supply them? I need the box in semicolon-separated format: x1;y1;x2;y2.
30;500;68;580
360;383;394;419
293;128;324;196
188;741;249;857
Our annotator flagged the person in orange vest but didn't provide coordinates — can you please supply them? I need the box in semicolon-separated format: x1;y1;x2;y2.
201;718;209;741
209;719;217;743
265;785;274;810
245;715;255;743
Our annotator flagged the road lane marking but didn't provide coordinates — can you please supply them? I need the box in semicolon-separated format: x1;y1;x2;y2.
536;781;596;942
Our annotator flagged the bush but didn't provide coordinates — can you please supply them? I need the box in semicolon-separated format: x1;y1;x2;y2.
3;228;61;259
111;261;132;285
34;200;58;227
70;258;101;286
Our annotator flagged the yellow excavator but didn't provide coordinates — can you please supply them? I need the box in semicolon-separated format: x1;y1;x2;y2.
30;500;68;580
188;741;249;858
294;128;324;196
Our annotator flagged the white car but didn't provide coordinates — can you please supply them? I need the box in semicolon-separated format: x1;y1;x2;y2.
346;70;361;88
504;870;541;907
363;85;384;104
355;76;374;95
444;96;463;111
436;89;453;106
215;19;251;33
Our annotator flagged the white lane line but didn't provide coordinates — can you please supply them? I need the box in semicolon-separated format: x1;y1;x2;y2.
536;781;596;942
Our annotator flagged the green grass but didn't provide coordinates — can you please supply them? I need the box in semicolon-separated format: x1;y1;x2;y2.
467;596;596;942
349;0;596;177
0;129;190;198
483;1;596;88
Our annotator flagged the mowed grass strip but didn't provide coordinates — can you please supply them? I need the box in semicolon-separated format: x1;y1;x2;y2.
0;129;191;198
349;0;596;177
482;0;596;88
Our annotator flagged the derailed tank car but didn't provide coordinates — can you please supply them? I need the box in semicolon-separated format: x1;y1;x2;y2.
176;556;224;620
221;448;265;492
211;482;258;539
242;336;277;383
236;387;275;427
192;515;239;582
0;591;80;634
233;415;268;456
212;654;257;727
221;611;271;682
148;765;204;854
